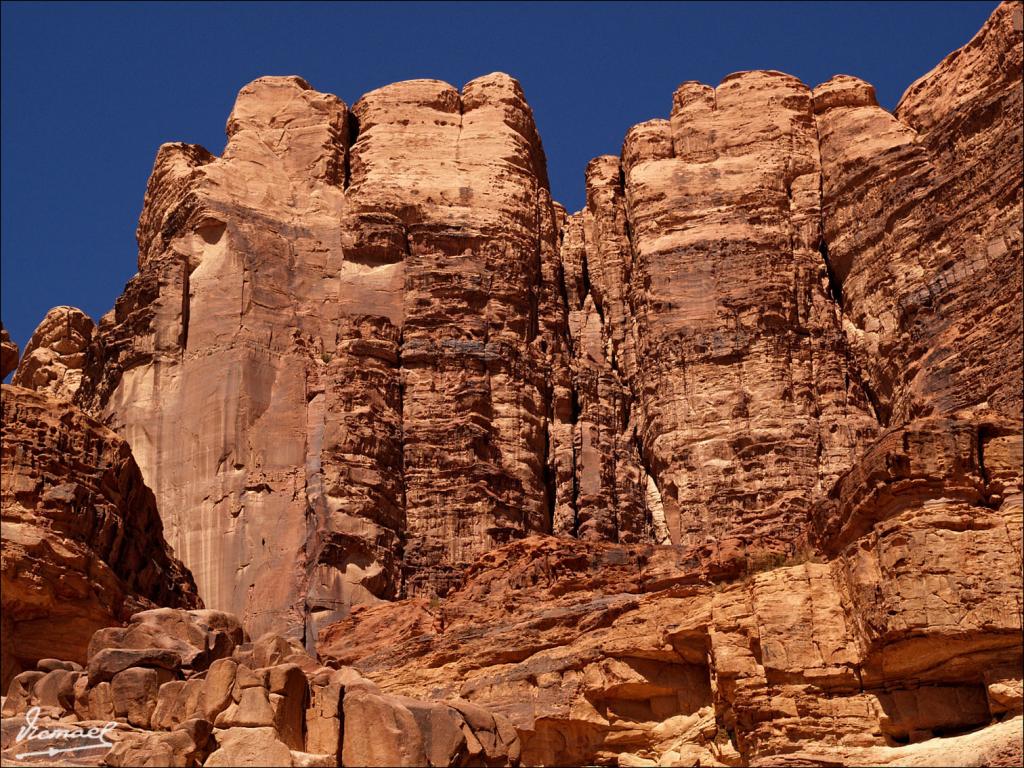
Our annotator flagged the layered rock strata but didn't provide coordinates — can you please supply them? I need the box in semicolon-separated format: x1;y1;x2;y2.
562;72;880;565
815;0;1023;426
315;3;1023;766
42;0;1024;650
74;73;583;646
320;434;1022;766
0;384;200;690
11;306;97;400
0;2;1020;766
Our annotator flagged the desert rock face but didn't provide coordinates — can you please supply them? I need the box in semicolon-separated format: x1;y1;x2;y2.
814;1;1023;426
1;2;1022;767
0;609;521;767
565;70;881;567
77;72;577;645
0;322;18;379
12;306;97;400
323;3;1022;765
0;384;200;690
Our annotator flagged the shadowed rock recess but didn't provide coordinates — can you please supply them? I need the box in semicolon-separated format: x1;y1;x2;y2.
1;3;1021;766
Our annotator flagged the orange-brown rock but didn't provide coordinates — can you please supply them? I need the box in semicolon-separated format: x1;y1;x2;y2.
1;609;520;767
0;322;18;379
0;385;200;690
11;306;97;401
2;2;1021;766
814;2;1022;426
565;70;880;567
77;72;575;648
320;514;1021;766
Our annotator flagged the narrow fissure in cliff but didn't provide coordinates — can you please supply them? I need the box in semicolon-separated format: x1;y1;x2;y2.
815;202;888;427
859;377;888;427
343;111;359;190
179;262;190;352
818;238;844;309
542;425;556;534
976;424;990;486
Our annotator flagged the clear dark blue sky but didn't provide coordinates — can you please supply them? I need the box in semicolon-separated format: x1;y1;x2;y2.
1;1;998;358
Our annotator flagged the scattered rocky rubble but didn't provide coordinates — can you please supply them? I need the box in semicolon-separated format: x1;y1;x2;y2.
0;608;521;767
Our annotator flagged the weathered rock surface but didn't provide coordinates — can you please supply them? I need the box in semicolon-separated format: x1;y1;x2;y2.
63;0;1020;650
12;306;97;400
321;511;1021;766
815;0;1022;427
0;385;200;690
74;72;577;648
565;69;880;567
2;2;1021;766
315;10;1022;766
0;322;18;379
1;610;521;767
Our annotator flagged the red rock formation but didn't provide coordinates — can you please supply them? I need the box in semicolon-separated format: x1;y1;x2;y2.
0;385;200;690
564;70;881;568
1;3;1021;766
814;3;1022;427
314;3;1022;766
11;306;97;400
318;518;1021;766
78;73;576;646
344;74;566;598
0;608;521;768
0;322;18;379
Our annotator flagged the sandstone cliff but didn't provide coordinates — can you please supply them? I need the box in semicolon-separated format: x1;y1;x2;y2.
316;3;1021;765
0;383;200;690
1;2;1021;767
0;322;18;380
73;73;574;647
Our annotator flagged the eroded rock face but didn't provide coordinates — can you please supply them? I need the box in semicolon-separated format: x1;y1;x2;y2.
0;322;18;379
1;2;1021;766
565;70;881;568
814;1;1023;426
0;385;200;690
77;72;576;645
0;610;521;768
12;306;97;400
313;3;1021;766
72;1;1019;651
320;510;1021;766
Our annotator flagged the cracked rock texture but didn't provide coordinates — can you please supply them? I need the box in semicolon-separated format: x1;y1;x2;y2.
815;2;1022;427
0;608;520;767
1;2;1021;766
315;4;1021;765
11;306;97;400
76;72;574;646
0;322;18;379
0;384;200;691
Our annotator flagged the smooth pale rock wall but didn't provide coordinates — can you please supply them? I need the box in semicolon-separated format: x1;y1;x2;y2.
80;73;574;644
1;385;200;690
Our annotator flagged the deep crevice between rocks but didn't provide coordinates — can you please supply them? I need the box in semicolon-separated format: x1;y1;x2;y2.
859;375;888;427
343;111;359;190
819;237;844;309
179;262;190;353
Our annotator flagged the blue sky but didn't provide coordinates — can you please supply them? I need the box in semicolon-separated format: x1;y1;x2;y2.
1;1;997;357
